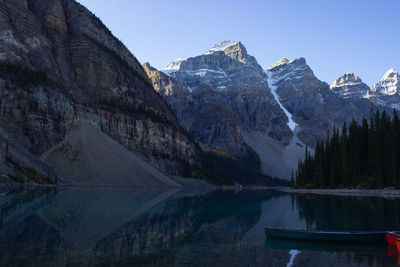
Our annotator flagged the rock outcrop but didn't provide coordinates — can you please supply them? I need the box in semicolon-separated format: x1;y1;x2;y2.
0;0;200;184
369;69;400;109
371;69;400;95
330;72;369;99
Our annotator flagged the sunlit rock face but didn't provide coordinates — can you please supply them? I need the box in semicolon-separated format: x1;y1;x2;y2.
145;41;292;157
0;0;200;181
330;69;400;110
368;69;400;109
330;73;369;99
371;69;400;95
329;69;400;110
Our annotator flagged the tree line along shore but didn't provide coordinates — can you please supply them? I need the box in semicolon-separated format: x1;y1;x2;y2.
295;110;400;189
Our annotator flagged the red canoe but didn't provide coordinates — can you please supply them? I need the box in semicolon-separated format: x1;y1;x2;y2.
386;232;400;246
397;239;400;253
387;245;399;257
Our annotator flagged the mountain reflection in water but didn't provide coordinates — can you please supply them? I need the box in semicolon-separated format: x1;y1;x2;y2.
0;187;398;266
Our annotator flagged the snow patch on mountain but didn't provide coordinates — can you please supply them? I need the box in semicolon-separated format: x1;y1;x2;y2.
332;81;362;87
268;58;306;70
191;69;227;77
265;70;298;132
269;58;289;69
383;68;397;80
371;68;400;95
269;67;307;84
162;58;186;72
330;72;369;99
205;40;238;54
267;58;308;83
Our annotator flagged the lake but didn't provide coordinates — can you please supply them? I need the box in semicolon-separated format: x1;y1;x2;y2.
0;187;399;266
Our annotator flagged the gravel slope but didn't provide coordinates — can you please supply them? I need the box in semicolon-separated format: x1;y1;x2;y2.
243;127;307;179
41;122;180;187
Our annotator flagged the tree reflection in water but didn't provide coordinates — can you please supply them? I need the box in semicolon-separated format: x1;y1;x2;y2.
0;187;398;266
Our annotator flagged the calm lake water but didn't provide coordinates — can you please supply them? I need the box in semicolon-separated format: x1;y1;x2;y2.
0;187;399;266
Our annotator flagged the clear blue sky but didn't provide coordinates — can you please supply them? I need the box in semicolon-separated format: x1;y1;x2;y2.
77;0;400;85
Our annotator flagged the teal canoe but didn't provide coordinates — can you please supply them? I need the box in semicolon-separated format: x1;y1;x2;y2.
265;238;386;252
264;227;386;242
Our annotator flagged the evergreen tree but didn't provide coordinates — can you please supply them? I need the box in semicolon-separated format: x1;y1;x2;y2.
392;110;400;187
340;123;349;186
295;110;400;189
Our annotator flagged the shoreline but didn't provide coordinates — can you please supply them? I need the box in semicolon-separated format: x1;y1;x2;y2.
279;188;400;198
2;182;400;199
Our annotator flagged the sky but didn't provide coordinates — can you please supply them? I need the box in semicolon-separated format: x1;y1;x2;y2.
77;0;400;85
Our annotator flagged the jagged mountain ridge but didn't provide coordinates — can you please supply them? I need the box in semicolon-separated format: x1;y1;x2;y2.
0;0;200;184
330;72;369;99
369;69;400;109
331;68;400;109
148;41;293;155
147;41;389;179
267;57;382;147
372;69;400;95
146;42;303;179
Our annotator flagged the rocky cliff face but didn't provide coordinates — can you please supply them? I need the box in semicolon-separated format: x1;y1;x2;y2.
369;69;400;109
0;0;199;182
267;58;381;147
371;69;400;95
145;41;292;157
330;72;369;99
330;69;400;110
144;62;248;155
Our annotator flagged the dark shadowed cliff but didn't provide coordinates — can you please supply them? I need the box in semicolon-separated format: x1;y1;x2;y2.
0;0;200;185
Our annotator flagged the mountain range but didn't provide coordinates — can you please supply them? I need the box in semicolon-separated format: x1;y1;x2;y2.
145;41;394;179
0;0;397;185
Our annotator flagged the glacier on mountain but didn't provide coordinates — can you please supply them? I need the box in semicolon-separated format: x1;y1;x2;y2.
265;70;298;132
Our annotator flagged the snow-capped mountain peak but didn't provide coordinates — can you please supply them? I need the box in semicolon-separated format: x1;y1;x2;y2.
382;68;398;80
205;40;238;54
269;58;289;69
267;57;307;71
331;72;362;87
371;68;400;95
162;41;245;73
163;58;186;71
266;57;310;85
330;72;369;99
